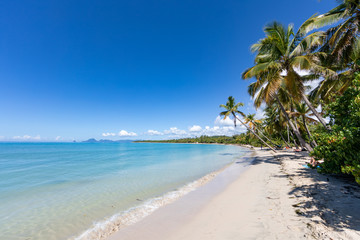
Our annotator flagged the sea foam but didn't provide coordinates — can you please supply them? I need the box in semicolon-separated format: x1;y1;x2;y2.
72;167;224;240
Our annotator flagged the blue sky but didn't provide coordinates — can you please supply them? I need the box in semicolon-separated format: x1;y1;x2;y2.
0;0;337;141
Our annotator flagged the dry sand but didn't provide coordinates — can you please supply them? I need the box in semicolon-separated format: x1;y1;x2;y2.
108;149;360;240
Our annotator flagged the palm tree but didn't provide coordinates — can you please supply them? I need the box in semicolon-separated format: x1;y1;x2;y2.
289;103;318;147
219;96;276;152
305;0;360;62
263;103;292;148
303;1;360;104
246;75;313;151
244;113;278;147
242;22;333;133
310;38;360;103
244;114;261;131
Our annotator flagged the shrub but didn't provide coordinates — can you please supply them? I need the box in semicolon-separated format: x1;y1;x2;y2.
311;73;360;184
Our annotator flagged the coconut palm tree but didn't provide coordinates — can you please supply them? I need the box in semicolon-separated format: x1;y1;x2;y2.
303;0;360;102
310;38;360;103
246;74;313;151
289;103;318;147
244;114;262;131
263;103;292;148
244;113;278;147
219;96;276;152
242;21;333;133
304;0;360;63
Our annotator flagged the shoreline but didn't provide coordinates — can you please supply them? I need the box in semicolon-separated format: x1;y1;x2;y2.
107;149;360;240
106;148;259;240
72;145;252;240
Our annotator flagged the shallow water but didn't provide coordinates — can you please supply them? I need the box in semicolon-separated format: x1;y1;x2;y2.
0;142;248;240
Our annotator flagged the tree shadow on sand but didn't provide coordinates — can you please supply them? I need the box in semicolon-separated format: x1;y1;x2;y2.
277;152;360;234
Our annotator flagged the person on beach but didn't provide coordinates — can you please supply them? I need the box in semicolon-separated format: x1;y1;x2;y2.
294;147;301;152
309;157;319;167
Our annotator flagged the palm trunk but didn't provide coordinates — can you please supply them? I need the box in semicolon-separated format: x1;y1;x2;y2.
287;124;290;143
259;130;277;146
233;115;277;152
293;117;314;147
289;130;299;148
275;96;313;151
280;133;291;148
301;93;331;131
250;121;277;147
302;116;317;147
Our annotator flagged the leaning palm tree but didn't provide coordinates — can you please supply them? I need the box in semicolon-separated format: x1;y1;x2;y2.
242;21;333;132
246;75;313;151
244;114;261;131
219;96;276;152
289;103;319;147
263;103;292;148
244;113;278;147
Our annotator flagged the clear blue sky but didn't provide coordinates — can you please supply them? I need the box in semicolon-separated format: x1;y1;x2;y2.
0;0;337;141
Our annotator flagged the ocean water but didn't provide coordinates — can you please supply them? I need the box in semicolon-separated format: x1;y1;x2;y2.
0;142;248;240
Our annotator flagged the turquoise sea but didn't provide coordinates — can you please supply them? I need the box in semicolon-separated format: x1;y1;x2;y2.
0;142;249;240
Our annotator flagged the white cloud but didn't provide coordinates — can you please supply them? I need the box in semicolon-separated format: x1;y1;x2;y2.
214;116;241;126
254;107;265;120
147;130;163;135
13;135;31;140
102;132;116;137
189;125;202;132
118;130;137;137
163;127;187;136
55;136;62;141
202;124;246;136
127;115;251;140
13;135;41;141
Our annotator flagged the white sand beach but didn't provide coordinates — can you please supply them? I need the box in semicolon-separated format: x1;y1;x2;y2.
107;149;360;240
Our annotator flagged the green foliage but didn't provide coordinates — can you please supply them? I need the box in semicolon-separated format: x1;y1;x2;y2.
136;131;287;148
311;73;360;184
136;134;249;145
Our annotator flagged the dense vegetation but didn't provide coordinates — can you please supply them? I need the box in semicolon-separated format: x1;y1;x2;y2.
311;74;360;183
136;134;282;146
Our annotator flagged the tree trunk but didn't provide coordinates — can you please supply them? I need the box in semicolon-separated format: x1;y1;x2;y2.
289;130;299;148
233;114;277;152
287;124;290;143
293;117;313;147
301;93;331;131
280;134;291;148
302;116;318;147
275;96;313;151
250;121;277;147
